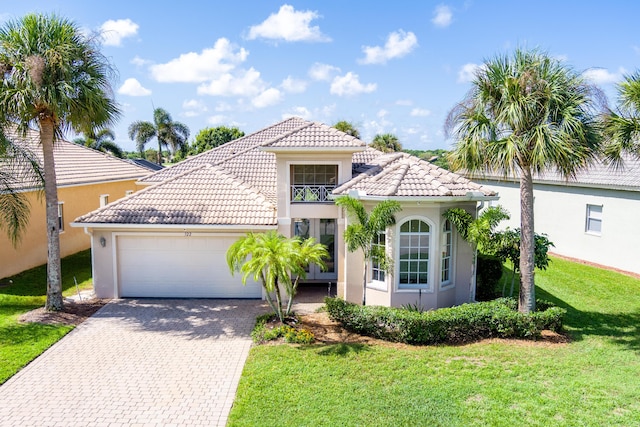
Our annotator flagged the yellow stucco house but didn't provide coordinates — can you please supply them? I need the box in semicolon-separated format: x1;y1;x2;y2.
0;129;152;279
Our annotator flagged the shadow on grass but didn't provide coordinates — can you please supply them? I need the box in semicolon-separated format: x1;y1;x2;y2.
314;342;371;356
1;250;92;297
536;287;640;353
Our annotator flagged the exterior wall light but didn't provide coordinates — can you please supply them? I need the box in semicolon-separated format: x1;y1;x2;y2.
99;236;106;247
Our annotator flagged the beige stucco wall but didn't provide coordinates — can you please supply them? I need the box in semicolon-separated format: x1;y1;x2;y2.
0;179;141;279
342;201;477;309
477;179;640;275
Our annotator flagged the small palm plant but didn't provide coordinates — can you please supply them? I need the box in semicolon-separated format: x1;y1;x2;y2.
227;230;328;321
335;195;402;305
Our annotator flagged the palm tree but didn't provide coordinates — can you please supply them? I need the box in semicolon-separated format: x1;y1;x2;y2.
0;14;120;311
335;195;402;305
443;206;510;301
0;129;43;246
285;236;329;315
604;71;640;165
445;49;602;313
128;108;189;164
333;120;361;139
74;128;123;158
227;230;328;321
370;133;402;153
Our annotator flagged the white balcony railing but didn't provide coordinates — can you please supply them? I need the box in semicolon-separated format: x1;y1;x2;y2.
291;185;335;203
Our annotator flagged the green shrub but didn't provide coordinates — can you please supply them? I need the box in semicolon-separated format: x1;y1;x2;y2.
324;297;565;345
476;254;504;301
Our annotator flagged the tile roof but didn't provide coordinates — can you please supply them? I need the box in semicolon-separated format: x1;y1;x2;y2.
1;127;151;190
466;154;640;192
74;117;495;226
74;164;277;225
334;152;497;198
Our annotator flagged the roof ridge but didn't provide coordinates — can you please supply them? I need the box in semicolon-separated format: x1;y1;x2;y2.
259;120;314;147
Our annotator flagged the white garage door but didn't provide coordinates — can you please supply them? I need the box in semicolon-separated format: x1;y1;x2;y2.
116;235;262;298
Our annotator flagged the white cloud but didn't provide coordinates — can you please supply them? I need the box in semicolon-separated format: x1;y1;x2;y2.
457;63;482;83
131;55;151;67
182;99;208;117
308;62;340;81
396;99;413;106
197;67;265;97
281;76;307;93
150;38;248;83
100;19;139;46
117;78;151;96
377;109;389;118
411;108;431;117
359;30;418;65
214;102;233;112
251;88;282;108
247;4;330;42
283;106;313;120
582;68;623;84
330;72;377;96
432;5;453;28
207;114;227;125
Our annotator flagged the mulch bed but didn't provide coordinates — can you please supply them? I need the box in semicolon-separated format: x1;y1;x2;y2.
18;298;110;326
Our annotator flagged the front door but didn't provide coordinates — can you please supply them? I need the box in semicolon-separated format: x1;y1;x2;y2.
293;218;337;281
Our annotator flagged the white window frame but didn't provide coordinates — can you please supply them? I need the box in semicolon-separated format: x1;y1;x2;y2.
125;190;134;196
57;202;64;233
440;219;455;289
585;204;602;235
396;217;433;292
368;230;387;291
100;194;109;207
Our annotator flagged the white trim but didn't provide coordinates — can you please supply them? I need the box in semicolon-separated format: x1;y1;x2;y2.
262;146;365;153
585;203;603;236
395;216;435;293
70;222;276;230
366;280;387;291
330;194;499;203
100;194;109;207
439;218;456;290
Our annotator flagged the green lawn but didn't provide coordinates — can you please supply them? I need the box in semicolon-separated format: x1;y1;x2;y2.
0;250;93;384
229;257;640;426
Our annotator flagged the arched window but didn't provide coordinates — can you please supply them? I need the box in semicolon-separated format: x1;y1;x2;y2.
441;219;453;287
398;219;430;289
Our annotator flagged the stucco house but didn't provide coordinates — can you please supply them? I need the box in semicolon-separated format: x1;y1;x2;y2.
469;155;640;275
0;129;152;279
72;117;497;309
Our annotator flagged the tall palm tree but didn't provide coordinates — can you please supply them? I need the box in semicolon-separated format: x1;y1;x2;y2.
333;120;361;139
335;195;402;305
0;129;43;246
445;49;602;313
0;14;120;310
370;133;402;153
604;71;640;164
227;230;328;321
74;128;123;158
128;108;189;164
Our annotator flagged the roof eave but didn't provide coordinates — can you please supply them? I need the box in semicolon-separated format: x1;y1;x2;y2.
70;222;277;230
329;191;499;203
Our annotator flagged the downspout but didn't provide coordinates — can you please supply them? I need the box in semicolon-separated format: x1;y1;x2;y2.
471;201;485;302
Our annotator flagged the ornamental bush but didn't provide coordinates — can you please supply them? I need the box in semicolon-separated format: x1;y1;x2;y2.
324;297;565;345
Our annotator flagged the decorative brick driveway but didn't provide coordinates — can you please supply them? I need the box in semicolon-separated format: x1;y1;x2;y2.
0;299;267;427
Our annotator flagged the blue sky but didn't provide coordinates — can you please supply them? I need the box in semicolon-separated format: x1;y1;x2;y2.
1;1;638;151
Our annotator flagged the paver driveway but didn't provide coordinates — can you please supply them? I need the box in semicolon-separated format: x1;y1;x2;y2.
0;298;267;427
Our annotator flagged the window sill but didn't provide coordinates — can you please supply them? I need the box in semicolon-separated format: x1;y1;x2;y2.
366;281;387;292
396;287;433;293
439;283;455;291
585;231;601;237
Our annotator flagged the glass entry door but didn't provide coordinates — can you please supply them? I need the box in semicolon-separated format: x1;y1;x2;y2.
293;218;337;281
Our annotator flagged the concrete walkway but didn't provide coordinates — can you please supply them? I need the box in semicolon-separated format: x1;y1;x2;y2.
0;299;268;427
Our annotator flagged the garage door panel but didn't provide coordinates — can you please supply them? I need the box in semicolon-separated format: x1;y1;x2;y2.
117;235;262;298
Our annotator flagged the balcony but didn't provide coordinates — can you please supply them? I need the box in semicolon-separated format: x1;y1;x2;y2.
291;184;335;203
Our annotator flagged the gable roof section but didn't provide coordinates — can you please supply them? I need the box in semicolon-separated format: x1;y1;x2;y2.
2;127;151;190
467;154;640;192
74;164;277;226
261;120;366;150
334;152;497;198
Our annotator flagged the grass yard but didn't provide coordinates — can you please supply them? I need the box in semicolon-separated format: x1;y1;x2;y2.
0;250;93;384
229;257;640;426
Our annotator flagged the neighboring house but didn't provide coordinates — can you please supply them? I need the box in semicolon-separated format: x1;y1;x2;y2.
468;155;640;275
72;118;497;309
0;129;152;279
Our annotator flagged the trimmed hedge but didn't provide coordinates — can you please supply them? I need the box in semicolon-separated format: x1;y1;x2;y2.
324;297;565;345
